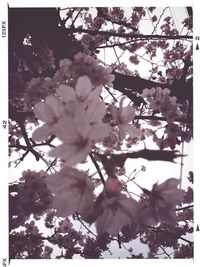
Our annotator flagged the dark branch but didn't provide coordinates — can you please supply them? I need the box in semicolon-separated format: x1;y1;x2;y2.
89;153;105;185
135;115;192;123
17;120;40;161
112;71;193;103
97;149;184;176
65;27;192;40
176;205;193;211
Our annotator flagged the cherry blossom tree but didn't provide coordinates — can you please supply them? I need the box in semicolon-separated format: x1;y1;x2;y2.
9;7;193;259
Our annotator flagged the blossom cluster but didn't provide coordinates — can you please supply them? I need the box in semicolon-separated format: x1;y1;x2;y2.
32;75;111;166
142;87;182;123
142;87;192;149
163;41;192;67
45;167;184;236
14;52;115;110
10;170;53;230
142;87;187;149
110;96;143;140
160;16;178;36
139;178;184;226
9;7;193;259
30;65;185;237
57;52;115;87
30;71;147;235
32;69;143;165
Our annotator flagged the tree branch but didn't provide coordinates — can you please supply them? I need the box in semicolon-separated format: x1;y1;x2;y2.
65;27;192;40
135;115;192;123
97;149;184;176
112;71;193;103
176;205;193;211
159;245;171;259
17;120;40;161
89;153;105;185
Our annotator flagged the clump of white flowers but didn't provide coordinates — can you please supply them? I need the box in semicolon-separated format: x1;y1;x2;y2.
46;167;95;218
140;178;184;226
142;87;183;123
96;194;139;236
32;75;111;166
111;96;143;140
31;57;185;237
57;52;115;87
56;75;102;106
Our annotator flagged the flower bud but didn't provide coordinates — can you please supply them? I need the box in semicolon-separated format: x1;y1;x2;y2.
104;177;122;196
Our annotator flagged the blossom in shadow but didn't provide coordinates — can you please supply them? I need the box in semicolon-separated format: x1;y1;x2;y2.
140;178;185;226
96;194;139;236
111;97;142;140
46;167;94;218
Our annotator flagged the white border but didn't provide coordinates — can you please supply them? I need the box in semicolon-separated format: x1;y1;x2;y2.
193;0;200;264
9;259;194;267
1;0;199;266
7;0;193;8
0;0;8;264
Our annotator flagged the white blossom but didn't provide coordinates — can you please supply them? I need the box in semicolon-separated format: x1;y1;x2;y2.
48;106;92;166
56;75;102;106
111;97;142;140
72;52;115;87
46;167;94;218
142;87;183;123
48;104;110;166
140;178;185;226
32;95;64;141
96;194;139;236
86;100;111;139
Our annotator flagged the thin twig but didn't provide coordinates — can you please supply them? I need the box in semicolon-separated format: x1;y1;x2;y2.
75;215;97;237
159;245;171;259
89;153;105;185
151;7;169;35
104;85;118;102
176;205;193;211
70;8;83;28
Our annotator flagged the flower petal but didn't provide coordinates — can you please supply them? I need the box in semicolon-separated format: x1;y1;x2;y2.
87;101;106;124
120;106;136;122
53;191;81;217
86;86;102;106
54;115;76;142
110;106;119;122
78;190;94;216
124;125;143;138
32;124;53;141
75;75;92;100
90;123;111;139
56;84;76;102
45;95;64;118
34;102;54;122
48;143;74;159
49;143;90;166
